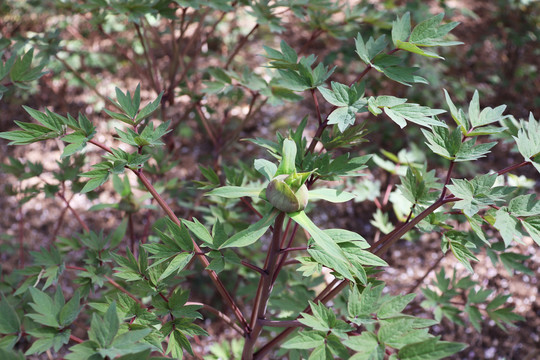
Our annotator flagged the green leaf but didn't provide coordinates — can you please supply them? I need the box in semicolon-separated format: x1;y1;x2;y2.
513;113;540;173
276;138;297;176
184;218;213;245
27;287;60;328
159;253;194;281
508;194;540;216
80;171;110;193
355;33;387;65
522;216;540;246
378;294;416;319
409;13;462;47
0;295;20;334
59;291;81;327
499;252;533;276
135;92;163;125
446;173;500;217
398;337;466;360
344;332;383;360
206;186;263;199
392;12;411;46
396;40;443;59
219;209;279;249
254;159;277;181
308;188;356;203
10;49;46;85
164;218;194;252
445;234;478;273
494;209;520;246
291;211;357;282
89;302;119;347
282;330;326;349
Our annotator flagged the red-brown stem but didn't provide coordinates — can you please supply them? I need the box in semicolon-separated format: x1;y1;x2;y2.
279;246;307;253
54;55;120;110
306;48;400;154
404;203;416;223
88;139;112;153
186;301;244;335
134;23;160;93
272;222;300;284
242;212;286;359
498;160;530;175
69;334;84;344
103;275;145;306
195;104;218;148
241;197;263;218
134;171;248;330
51;204;69;242
255;196;457;359
66;265;86;271
242;260;267;275
440;160;456;200
257;319;304;328
87;140;248;329
298;29;324;55
311;89;323;125
225;24;259;68
408;253;446;293
57;192;90;233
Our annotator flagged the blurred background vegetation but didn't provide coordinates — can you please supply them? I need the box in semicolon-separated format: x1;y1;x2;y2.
1;0;539;359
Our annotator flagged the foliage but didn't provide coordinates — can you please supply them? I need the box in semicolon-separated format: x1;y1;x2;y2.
0;0;538;359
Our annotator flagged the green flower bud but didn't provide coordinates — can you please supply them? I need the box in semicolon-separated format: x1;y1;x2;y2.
266;174;308;213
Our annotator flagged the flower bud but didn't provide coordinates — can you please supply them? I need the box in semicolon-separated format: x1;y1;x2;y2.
266;174;308;213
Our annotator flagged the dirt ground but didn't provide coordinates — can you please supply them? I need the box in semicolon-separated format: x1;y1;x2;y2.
1;0;539;359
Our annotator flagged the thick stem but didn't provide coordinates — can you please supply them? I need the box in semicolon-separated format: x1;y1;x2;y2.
134;171;249;330
242;212;286;359
255;196;458;359
186;302;244;335
311;89;323;125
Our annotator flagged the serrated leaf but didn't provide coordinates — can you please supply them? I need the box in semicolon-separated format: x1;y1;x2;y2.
0;295;20;334
522;216;540;245
219;209;279;249
159;253;194;281
59;291;81;327
282;331;326;349
184;218;213;245
291;211;357;282
494;209;520;246
378;294;416;319
513;113;540;173
398;337;466;360
392;12;411;46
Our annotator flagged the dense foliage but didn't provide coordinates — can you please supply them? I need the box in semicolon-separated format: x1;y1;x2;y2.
0;0;538;359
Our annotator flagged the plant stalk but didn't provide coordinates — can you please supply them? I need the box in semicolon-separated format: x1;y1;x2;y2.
242;212;286;359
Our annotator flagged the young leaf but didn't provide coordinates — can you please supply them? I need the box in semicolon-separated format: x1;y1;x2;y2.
219;209;279;249
513;113;540;173
398;337;466;360
0;295;20;334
